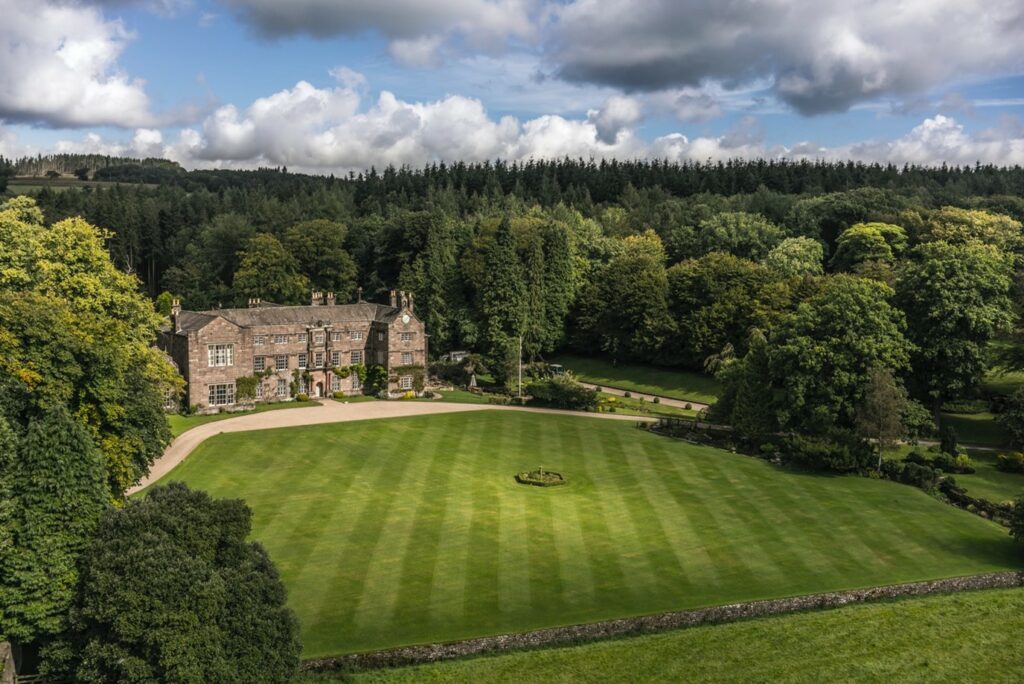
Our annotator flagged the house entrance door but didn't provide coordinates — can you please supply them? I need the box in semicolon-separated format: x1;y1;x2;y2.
315;382;324;398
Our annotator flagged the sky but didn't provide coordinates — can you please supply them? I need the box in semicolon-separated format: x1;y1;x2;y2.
1;0;1023;174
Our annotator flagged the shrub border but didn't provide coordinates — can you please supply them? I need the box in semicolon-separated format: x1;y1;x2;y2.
300;571;1024;673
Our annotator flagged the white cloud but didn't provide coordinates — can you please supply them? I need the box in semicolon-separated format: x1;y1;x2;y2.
161;80;645;171
0;0;158;128
837;115;1024;166
550;0;1024;114
388;35;446;68
586;95;642;144
328;66;367;90
10;73;1020;172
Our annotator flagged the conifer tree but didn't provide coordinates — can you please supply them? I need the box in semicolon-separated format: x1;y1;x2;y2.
481;218;527;380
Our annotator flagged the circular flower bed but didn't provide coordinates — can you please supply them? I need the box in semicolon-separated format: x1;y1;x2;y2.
515;466;567;487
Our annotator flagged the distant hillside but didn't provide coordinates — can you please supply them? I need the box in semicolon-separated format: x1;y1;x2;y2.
10;153;183;180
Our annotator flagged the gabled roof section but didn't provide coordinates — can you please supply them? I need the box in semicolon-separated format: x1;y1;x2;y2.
174;311;219;333
177;302;406;329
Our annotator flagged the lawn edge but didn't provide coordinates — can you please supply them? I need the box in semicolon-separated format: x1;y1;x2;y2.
299;571;1024;673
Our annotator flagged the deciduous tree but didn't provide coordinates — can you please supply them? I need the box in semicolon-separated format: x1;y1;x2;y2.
762;237;824;277
233;233;310;305
898;241;1014;421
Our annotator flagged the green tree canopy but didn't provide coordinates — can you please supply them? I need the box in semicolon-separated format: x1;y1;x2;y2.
282;219;358;300
233;233;310;305
765;275;911;434
0;406;108;643
480;217;527;379
917;207;1023;251
697;211;786;261
830;222;907;272
574;231;674;363
42;483;301;683
666;252;783;368
898;241;1015;416
762;237;824;277
0;197;176;496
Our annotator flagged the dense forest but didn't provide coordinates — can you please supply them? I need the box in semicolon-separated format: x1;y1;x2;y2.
8;157;1024;421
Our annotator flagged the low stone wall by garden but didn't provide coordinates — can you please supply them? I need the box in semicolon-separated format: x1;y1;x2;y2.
300;571;1024;673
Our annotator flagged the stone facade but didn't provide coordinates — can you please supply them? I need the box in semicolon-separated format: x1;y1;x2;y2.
159;291;427;412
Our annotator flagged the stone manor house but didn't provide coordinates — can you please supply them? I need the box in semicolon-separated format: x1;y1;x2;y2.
159;290;427;411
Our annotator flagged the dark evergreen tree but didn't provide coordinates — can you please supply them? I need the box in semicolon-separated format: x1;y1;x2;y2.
41;483;301;683
480;218;527;380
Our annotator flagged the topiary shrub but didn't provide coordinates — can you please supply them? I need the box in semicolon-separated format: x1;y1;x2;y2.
931;452;976;474
296;393;309;402
939;423;960;455
624;391;632;398
904;450;928;465
899;462;940;490
332;391;346;399
996;452;1024;473
653;396;660;404
527;375;599;411
1011;496;1024;544
779;431;874;472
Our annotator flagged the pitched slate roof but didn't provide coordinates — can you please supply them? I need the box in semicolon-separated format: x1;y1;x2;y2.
174;302;405;332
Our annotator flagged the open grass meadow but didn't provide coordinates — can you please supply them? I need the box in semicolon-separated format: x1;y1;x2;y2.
550;354;722;404
160;411;1021;658
297;587;1024;683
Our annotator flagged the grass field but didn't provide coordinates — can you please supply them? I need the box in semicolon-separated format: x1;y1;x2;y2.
159;410;1020;658
551;354;722;404
883;445;1024;504
167;401;316;437
941;411;1012;448
296;587;1024;683
959;452;1024;504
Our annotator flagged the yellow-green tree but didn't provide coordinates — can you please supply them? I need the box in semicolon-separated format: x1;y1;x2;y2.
0;196;178;497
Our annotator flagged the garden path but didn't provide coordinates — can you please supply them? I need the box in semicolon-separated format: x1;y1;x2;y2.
579;382;710;411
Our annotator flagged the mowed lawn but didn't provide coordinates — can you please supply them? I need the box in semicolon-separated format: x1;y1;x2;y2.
161;411;1020;657
550;354;721;404
302;588;1024;683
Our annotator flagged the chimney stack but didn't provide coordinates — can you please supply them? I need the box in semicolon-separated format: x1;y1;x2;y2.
311;290;323;306
356;286;363;303
400;290;409;309
408;291;415;313
390;289;397;307
248;297;262;308
325;292;335;306
171;298;181;331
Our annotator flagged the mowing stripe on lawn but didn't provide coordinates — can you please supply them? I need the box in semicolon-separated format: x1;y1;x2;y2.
426;418;477;632
352;422;433;642
163;411;1020;657
549;416;598;611
394;421;464;635
577;424;660;607
609;429;696;598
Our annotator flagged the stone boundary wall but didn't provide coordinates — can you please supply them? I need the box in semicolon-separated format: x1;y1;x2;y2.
300;571;1024;673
